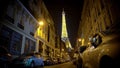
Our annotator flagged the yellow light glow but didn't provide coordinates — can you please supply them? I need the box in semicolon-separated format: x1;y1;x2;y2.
37;27;40;36
82;39;84;46
78;38;82;42
39;21;44;26
88;42;90;45
61;10;72;48
62;49;64;51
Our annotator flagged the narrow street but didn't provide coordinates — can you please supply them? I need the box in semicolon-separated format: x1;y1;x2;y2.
1;0;120;68
44;62;76;68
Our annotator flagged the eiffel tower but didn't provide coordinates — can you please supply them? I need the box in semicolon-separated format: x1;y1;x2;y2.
61;9;72;49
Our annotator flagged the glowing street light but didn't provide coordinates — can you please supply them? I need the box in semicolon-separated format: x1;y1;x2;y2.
77;38;84;46
78;38;82;42
77;38;82;47
39;21;44;26
37;21;44;37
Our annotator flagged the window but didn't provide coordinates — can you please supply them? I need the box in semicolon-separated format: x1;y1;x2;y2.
39;41;43;53
0;26;12;50
24;38;36;54
10;31;22;55
17;11;25;30
6;4;15;23
0;25;22;55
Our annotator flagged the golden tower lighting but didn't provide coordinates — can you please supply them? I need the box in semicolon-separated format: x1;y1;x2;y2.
61;9;72;49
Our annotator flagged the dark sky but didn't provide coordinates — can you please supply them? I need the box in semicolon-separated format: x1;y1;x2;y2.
43;0;84;47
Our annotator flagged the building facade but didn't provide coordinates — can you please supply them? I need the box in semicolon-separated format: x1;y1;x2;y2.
0;0;59;60
22;0;57;60
77;0;120;46
0;0;38;55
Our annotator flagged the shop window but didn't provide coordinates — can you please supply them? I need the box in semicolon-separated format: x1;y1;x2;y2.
0;25;22;55
10;31;22;55
0;26;12;50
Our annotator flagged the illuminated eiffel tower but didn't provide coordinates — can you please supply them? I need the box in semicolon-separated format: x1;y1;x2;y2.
61;9;72;49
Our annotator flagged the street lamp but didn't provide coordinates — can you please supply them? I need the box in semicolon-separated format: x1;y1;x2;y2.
77;38;82;47
78;38;82;42
39;21;44;26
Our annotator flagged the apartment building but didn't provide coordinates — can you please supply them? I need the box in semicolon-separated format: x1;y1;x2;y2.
0;0;38;55
0;0;59;60
77;0;120;46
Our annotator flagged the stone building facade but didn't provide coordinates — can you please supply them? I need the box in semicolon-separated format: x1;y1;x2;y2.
0;0;60;60
0;0;38;55
21;0;57;60
77;0;120;46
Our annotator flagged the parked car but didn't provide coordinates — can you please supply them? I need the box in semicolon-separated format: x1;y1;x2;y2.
80;31;120;68
12;52;44;68
44;58;54;66
0;46;12;68
52;58;58;64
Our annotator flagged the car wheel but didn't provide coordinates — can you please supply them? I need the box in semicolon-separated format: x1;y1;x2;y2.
100;56;114;68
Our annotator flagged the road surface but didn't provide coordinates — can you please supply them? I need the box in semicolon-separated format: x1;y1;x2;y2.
44;61;76;68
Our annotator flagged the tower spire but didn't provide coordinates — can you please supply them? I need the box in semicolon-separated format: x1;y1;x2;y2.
61;9;72;49
62;8;65;14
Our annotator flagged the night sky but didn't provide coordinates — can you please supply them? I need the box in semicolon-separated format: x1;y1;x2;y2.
43;0;84;47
